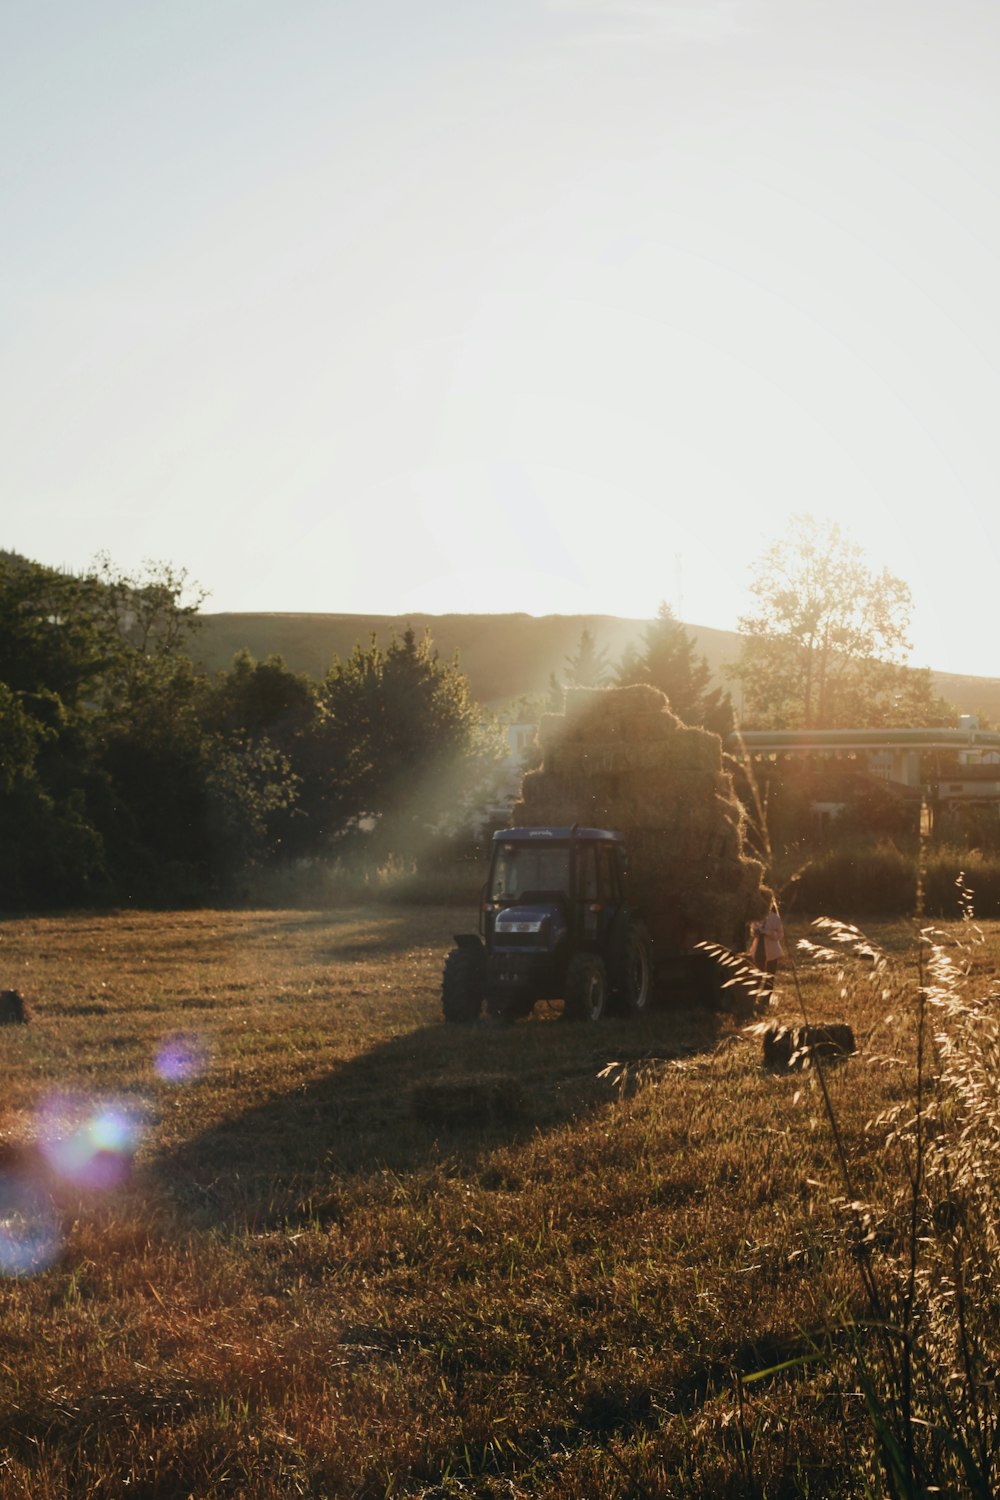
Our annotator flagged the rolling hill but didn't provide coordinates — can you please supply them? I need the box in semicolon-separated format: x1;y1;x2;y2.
193;611;1000;722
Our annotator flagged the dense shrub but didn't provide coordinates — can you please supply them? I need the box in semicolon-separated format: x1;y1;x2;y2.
780;844;1000;920
923;845;1000;918
787;841;918;916
932;801;1000;851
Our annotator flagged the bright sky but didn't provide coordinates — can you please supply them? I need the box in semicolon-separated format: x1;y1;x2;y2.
4;1;1000;677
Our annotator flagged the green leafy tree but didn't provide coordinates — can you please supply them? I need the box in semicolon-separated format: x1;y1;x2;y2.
0;558;117;902
201;651;317;860
0;557;109;709
0;673;108;904
206;651;316;744
0;553;204;715
87;553;206;720
201;733;299;875
617;603;734;734
316;627;504;858
733;515;948;729
0;551;293;903
0;682;46;794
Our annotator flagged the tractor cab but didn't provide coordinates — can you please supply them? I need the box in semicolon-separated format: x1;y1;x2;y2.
441;827;652;1024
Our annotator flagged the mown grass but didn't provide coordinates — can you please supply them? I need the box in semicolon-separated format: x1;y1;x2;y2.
1;906;998;1497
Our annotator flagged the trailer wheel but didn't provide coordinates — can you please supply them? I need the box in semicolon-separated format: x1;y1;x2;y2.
611;918;653;1018
441;945;485;1023
563;952;608;1023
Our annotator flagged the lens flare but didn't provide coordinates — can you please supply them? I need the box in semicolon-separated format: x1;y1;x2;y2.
0;1171;61;1277
154;1032;208;1084
38;1095;145;1193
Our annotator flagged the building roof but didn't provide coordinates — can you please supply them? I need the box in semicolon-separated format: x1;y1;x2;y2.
934;765;1000;783
730;728;1000;754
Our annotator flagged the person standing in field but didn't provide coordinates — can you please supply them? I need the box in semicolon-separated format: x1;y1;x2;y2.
751;901;785;992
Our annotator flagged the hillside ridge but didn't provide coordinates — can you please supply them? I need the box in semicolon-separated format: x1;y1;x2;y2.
193;611;1000;721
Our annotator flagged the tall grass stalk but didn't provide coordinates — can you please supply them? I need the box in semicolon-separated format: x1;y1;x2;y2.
778;881;1000;1496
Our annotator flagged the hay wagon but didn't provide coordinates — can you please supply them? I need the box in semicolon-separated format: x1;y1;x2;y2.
441;685;765;1023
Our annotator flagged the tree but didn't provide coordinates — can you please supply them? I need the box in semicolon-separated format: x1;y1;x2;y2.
316;627;504;858
0;552;296;903
0;558;118;903
562;628;612;689
545;628;612;711
0;557;110;709
616;603;734;734
733;515;945;729
205;651;315;744
0;683;43;795
201;652;318;860
200;733;299;876
0;682;97;904
87;553;206;719
612;640;644;686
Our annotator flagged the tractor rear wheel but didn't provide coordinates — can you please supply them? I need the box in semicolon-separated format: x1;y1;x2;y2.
563;952;608;1023
441;945;485;1023
611;918;653;1018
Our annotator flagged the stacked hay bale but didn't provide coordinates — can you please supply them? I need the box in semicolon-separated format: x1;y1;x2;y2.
511;685;765;952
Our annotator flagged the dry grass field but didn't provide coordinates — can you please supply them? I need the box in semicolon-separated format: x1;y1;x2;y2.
1;905;998;1497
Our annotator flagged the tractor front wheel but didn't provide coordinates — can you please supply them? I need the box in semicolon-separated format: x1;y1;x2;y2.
441;945;485;1023
563;952;608;1023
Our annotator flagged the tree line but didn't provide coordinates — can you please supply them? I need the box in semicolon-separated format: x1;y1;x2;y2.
0;519;962;907
0;553;504;907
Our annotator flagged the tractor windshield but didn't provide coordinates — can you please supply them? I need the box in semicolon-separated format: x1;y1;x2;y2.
489;842;571;904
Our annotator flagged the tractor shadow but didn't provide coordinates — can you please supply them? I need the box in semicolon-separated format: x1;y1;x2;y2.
148;1004;728;1231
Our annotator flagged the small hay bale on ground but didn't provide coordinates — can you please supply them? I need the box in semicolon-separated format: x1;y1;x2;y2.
762;1023;857;1071
0;990;27;1025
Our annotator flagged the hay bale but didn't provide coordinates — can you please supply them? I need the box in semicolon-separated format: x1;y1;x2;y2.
551;743;631;777
714;792;745;828
512;797;592;828
623;742;682;773
620;711;683;741
0;991;27;1025
520;768;565;805
667;727;723;775
538;714;568;749
762;1023;857;1071
513;686;761;953
564;684;669;720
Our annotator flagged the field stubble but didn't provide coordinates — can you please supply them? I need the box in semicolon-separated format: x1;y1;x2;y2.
0;906;995;1497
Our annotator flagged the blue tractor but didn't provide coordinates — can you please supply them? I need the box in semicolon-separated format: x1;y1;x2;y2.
441;826;654;1023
